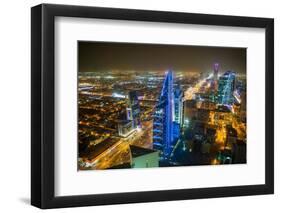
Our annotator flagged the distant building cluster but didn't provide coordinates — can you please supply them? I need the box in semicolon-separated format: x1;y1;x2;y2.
151;64;246;165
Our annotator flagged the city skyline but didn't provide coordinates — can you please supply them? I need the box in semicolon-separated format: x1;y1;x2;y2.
78;41;246;170
79;42;246;73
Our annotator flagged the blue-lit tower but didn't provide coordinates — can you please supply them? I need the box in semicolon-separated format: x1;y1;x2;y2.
153;70;174;159
217;71;236;105
174;85;183;127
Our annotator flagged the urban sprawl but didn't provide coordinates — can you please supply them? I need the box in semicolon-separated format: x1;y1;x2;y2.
78;63;246;170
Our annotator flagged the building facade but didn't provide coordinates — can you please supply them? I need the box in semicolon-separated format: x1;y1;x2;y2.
174;85;184;127
117;120;135;137
126;90;141;128
217;71;236;105
153;70;174;159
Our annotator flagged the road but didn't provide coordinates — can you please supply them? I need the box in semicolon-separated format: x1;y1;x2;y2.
88;120;153;169
184;74;212;101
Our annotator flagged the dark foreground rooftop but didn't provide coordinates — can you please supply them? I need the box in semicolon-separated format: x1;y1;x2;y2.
129;145;157;158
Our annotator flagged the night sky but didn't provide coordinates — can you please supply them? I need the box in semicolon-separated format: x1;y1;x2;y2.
78;41;246;73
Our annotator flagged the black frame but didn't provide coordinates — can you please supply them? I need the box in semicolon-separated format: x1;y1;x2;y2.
31;3;274;209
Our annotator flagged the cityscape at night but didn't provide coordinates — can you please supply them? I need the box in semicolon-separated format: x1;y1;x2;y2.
78;42;247;170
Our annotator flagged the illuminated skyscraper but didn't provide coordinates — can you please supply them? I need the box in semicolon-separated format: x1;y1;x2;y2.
213;63;219;82
211;63;219;93
174;85;183;127
126;90;141;128
217;71;236;105
153;70;174;159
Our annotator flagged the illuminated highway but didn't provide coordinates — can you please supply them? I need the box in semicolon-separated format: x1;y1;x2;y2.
184;74;213;101
184;73;246;151
87;120;153;169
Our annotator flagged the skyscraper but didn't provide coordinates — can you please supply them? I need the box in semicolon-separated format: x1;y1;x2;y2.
213;63;219;82
213;63;219;92
153;70;174;159
126;90;141;128
174;85;183;127
217;71;236;105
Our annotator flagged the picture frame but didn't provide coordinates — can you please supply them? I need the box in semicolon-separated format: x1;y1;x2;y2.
31;3;274;209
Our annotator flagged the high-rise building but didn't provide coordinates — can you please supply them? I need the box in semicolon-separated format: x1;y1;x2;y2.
117;120;135;137
174;85;183;127
153;70;174;159
126;90;141;128
213;63;219;82
210;63;219;95
217;71;236;105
